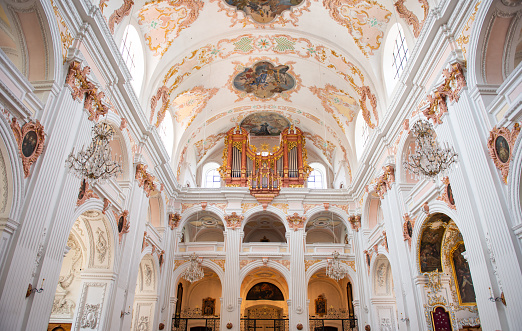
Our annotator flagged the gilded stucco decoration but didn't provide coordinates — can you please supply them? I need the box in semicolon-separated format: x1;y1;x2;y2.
374;165;395;199
135;164;157;197
169;213;181;230
108;0;134;34
487;123;520;184
65;61;109;122
309;84;359;130
172;86;219;129
241;202;260;213
211;0;311;28
423;63;466;124
138;0;204;57
195;132;226;163
224;212;244;229
322;0;392;56
10;117;46;178
456;2;481;61
287;212;306;230
348;214;361;232
50;0;73;63
394;0;429;38
229;58;300;102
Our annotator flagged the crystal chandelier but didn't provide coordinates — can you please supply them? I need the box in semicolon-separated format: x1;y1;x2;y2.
403;120;458;180
326;251;348;281
181;253;204;283
66;122;122;184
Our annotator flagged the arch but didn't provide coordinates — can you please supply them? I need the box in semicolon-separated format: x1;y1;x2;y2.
369;254;394;297
181;210;224;242
179;205;225;232
148;194;165;228
467;0;522;87
243;211;287;243
130;254;160;331
394;115;426;184
305;210;348;244
102;113;133;183
242;207;289;233
170;259;225;295
239;261;292;289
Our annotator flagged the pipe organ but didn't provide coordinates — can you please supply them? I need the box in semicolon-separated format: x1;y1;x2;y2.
219;125;311;206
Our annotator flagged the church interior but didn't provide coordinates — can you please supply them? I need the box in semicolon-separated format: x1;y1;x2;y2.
0;0;521;330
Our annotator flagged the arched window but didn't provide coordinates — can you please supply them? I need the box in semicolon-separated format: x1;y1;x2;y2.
202;162;221;188
119;25;144;94
158;111;174;159
355;113;370;160
383;23;409;95
307;162;327;189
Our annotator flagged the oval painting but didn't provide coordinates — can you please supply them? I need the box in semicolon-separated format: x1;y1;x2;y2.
495;136;510;163
233;61;295;99
22;130;38;157
240;112;290;136
447;184;455;206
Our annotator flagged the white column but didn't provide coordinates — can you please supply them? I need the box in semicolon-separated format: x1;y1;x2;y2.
288;228;307;329
221;227;241;330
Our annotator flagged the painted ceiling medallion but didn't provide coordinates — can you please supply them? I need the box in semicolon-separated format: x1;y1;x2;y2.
138;0;204;57
231;60;298;101
240;112;290;136
224;0;304;24
213;0;310;28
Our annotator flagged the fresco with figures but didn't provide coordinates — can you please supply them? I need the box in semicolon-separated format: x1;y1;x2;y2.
233;61;295;99
224;0;304;23
451;242;476;305
240;112;290;136
419;220;449;273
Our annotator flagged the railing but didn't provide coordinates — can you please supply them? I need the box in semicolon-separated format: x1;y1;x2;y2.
240;318;289;331
308;318;358;331
171;317;220;331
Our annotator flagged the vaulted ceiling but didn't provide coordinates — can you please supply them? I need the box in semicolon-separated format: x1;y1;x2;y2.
101;0;432;184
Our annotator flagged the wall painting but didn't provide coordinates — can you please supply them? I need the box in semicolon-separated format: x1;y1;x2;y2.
451;242;476;305
224;0;304;24
240;112;290;136
246;282;284;300
233;61;295;99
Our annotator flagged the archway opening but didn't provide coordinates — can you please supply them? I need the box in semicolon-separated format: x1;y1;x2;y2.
305;212;347;244
130;254;158;331
173;266;222;330
418;213;481;330
181;211;224;243
241;267;289;331
48;210;115;331
308;267;357;331
243;212;286;243
370;255;397;331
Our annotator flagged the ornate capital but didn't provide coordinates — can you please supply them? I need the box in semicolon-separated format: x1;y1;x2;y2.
422;63;467;124
287;213;305;231
65;61;109;121
10;117;45;178
374;165;395;199
168;213;181;230
142;231;148;252
487;123;520;184
102;198;111;214
224;212;243;229
348;215;361;232
382;230;389;252
135;164;157;197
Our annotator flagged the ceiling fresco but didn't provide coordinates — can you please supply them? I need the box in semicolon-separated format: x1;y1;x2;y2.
240;111;291;136
100;0;432;185
231;60;297;100
212;0;310;28
223;0;305;24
